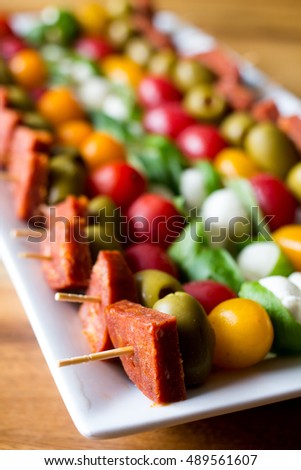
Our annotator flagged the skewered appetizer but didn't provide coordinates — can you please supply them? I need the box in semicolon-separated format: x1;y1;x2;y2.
1;0;301;405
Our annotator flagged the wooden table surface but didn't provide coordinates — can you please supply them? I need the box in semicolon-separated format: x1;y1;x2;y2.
1;0;301;451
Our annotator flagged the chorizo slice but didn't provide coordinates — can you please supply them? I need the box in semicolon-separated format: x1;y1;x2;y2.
8;151;48;220
105;299;186;404
79;251;138;353
251;99;280;122
10;125;53;154
43;195;88;227
0;108;20;168
215;78;256;111
41;220;92;291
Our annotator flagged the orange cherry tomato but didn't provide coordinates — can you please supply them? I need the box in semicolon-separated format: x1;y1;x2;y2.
214;148;260;179
80;131;126;171
37;87;85;126
208;298;274;369
272;225;301;271
75;2;108;35
101;55;145;89
9;48;47;89
56;119;93;148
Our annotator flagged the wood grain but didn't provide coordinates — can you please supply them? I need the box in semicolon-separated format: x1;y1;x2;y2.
1;0;301;450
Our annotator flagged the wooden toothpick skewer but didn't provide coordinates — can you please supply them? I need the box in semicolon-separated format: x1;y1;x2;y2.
58;346;134;367
18;252;52;261
11;224;87;238
55;292;101;303
11;228;44;238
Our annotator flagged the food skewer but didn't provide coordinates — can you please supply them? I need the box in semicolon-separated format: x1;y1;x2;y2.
1;0;300;411
58;298;186;404
58;346;134;367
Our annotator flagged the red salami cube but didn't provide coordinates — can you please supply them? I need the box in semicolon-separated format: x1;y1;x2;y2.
8;151;48;220
43;195;88;227
251;99;280;122
10;125;53;154
79;251;138;352
215;78;256;110
105;300;186;404
0;108;20;167
41;220;92;291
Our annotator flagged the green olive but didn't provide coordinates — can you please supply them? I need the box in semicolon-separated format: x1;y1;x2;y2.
48;155;87;205
134;269;183;308
286;162;301;203
172;59;215;93
147;49;177;77
49;155;85;177
6;85;33;110
106;16;133;48
86;224;121;262
21;111;52;131
87;195;117;224
183;84;227;123
125;37;153;67
0;58;13;84
47;181;74;206
244;122;299;179
220;111;255;147
50;145;82;159
153;292;215;386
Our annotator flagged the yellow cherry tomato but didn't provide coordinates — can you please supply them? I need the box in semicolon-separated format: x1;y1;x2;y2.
75;2;108;35
38;87;85;126
56;119;93;148
208;298;273;369
9;49;47;89
214;148;260;179
101;55;144;89
272;225;301;271
80;131;126;170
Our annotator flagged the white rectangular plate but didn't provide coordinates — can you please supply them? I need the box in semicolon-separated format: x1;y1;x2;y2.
1;11;301;440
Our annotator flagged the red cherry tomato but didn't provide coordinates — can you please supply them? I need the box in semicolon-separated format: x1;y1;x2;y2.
87;162;147;210
124;242;179;278
176;124;228;161
142;102;195;139
183;280;237;314
137;75;182;109
127;193;185;248
0;35;27;60
74;36;114;61
250;173;298;232
0;16;13;38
